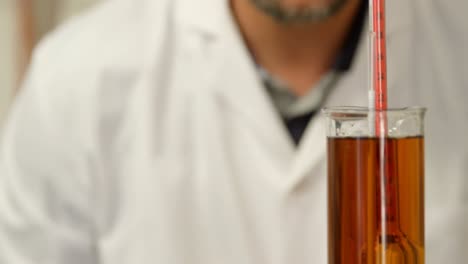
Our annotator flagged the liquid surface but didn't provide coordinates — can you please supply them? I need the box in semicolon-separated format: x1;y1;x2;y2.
328;137;424;264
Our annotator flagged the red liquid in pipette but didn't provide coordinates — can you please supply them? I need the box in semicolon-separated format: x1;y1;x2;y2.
372;0;388;137
372;0;388;111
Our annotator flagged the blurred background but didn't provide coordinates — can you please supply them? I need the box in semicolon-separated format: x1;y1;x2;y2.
0;0;99;125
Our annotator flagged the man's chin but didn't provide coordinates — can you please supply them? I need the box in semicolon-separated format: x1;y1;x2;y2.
250;0;349;24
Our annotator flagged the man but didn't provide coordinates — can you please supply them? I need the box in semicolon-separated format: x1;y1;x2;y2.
1;0;467;263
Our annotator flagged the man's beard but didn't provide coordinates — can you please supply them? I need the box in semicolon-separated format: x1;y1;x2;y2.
250;0;349;24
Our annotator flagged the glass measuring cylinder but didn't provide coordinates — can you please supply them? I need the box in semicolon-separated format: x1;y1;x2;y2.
323;107;426;264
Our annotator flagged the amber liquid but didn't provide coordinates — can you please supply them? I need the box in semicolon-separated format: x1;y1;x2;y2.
328;137;424;264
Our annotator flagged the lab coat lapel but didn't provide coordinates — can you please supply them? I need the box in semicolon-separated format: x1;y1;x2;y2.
178;0;296;187
214;7;298;183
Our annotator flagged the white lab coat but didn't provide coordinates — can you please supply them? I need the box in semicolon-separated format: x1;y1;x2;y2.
1;0;467;263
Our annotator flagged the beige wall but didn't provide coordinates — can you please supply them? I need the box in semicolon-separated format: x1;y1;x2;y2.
0;0;15;125
0;0;98;126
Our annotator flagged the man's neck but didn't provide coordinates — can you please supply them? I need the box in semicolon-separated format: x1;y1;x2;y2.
231;0;361;96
